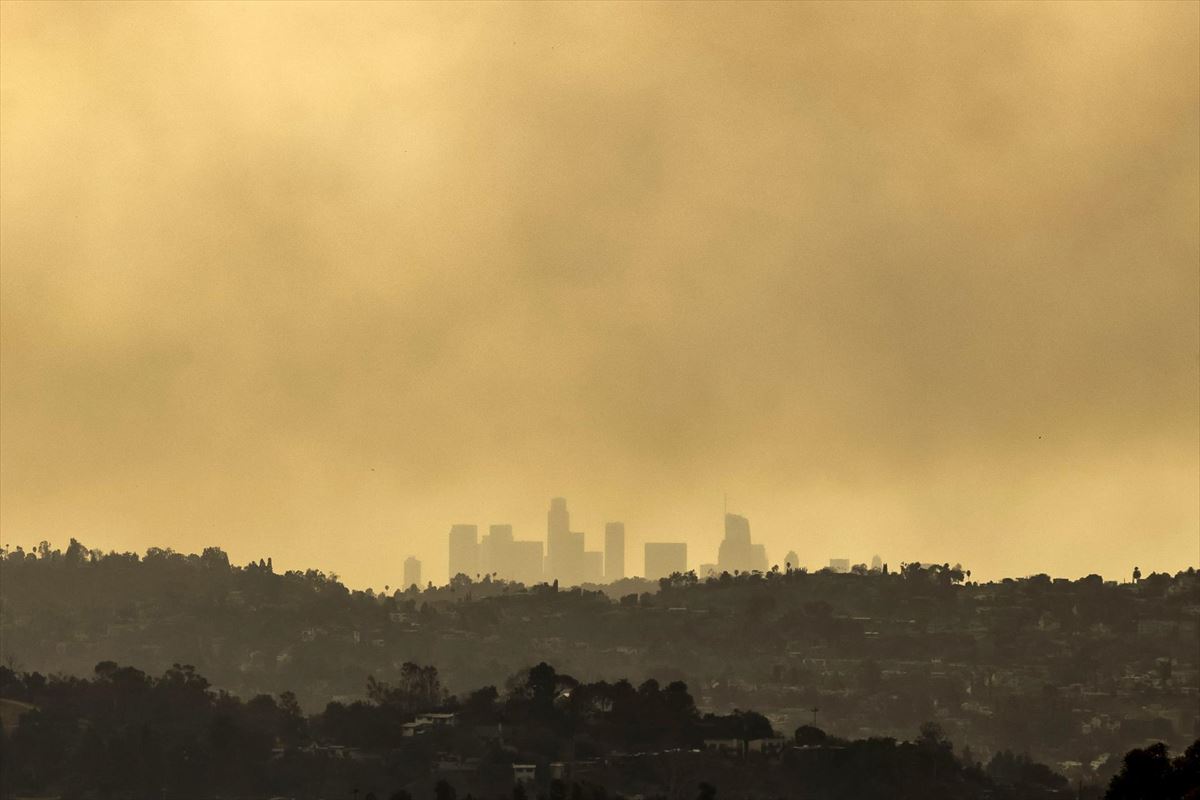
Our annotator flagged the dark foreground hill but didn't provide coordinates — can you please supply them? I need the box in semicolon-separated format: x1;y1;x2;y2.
2;541;1197;788
0;658;1127;800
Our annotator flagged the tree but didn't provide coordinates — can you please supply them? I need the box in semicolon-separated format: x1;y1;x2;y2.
64;538;87;565
462;685;499;722
794;725;827;746
1105;740;1200;800
200;547;230;570
366;663;444;712
918;721;951;750
987;750;1068;794
278;690;306;745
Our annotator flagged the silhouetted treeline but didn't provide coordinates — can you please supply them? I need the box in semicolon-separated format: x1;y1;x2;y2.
2;540;1197;785
0;658;1146;799
1102;739;1199;799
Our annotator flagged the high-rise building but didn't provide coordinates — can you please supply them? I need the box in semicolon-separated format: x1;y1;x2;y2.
604;522;625;581
871;554;883;572
544;497;592;586
480;524;546;586
583;550;603;584
644;542;687;580
751;543;768;572
448;524;479;581
562;531;586;585
718;513;768;574
403;556;422;590
725;513;751;546
510;540;544;586
829;558;850;573
545;497;578;584
548;497;570;538
480;524;515;578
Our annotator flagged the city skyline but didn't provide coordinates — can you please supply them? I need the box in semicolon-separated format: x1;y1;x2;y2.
0;484;1175;594
438;496;908;587
451;497;630;585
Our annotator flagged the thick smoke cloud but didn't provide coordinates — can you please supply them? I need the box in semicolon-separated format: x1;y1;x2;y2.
2;2;1196;586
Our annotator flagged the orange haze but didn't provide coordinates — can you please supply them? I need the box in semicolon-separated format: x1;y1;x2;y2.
2;1;1197;588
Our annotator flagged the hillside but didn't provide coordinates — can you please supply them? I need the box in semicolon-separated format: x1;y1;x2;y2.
1;541;1197;785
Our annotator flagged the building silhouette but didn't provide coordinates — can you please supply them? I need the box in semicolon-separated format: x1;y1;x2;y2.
871;554;883;571
444;505;782;586
479;524;544;586
510;539;544;586
448;524;479;581
583;550;603;584
645;542;687;580
545;497;579;584
550;530;586;586
548;497;569;540
717;513;769;574
479;524;513;579
829;558;850;573
752;543;768;571
543;497;602;586
784;550;799;572
605;522;625;581
403;556;422;589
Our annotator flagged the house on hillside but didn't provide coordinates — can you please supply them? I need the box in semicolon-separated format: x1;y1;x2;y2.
417;712;457;727
704;738;743;756
747;737;788;755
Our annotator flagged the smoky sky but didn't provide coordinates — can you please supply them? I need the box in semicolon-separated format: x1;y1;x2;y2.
2;1;1197;588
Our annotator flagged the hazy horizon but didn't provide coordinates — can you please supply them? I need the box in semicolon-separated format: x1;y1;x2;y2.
2;2;1198;591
